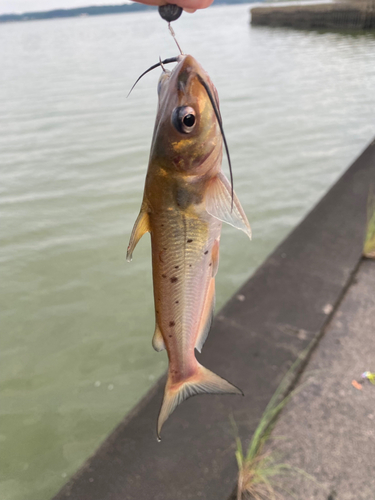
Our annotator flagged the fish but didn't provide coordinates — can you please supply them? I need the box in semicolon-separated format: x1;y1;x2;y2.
127;54;251;440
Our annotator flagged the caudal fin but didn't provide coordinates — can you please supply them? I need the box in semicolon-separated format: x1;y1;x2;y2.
157;364;242;440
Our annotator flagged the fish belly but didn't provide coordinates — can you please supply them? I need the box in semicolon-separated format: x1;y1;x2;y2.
150;209;221;383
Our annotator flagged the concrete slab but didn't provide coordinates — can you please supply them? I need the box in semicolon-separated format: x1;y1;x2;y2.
265;259;375;500
52;140;375;500
250;4;375;31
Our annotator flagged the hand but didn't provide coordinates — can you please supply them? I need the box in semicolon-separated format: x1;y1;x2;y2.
133;0;214;13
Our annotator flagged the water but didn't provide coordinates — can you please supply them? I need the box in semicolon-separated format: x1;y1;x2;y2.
1;4;374;499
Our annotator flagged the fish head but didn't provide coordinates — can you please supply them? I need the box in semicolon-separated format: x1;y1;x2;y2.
151;55;222;177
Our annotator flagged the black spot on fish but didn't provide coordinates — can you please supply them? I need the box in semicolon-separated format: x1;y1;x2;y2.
176;188;190;209
175;300;179;304
189;264;192;267
162;274;167;278
169;335;172;338
169;321;175;327
175;265;179;269
163;247;167;251
209;263;212;267
161;224;164;227
204;250;209;255
170;277;178;283
187;239;193;243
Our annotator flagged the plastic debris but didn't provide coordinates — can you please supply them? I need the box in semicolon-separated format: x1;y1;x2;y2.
352;371;375;390
362;371;375;385
351;380;363;390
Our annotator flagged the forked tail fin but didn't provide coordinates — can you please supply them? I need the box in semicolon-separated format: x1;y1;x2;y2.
157;364;243;441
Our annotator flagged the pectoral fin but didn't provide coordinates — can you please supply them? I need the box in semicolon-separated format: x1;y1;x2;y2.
126;208;150;262
205;173;251;239
152;324;165;352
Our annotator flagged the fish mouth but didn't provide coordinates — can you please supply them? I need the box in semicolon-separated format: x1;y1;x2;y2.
127;54;202;98
173;55;202;93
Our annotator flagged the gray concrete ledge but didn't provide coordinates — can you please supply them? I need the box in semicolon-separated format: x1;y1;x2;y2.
53;138;375;500
264;258;375;499
251;3;375;31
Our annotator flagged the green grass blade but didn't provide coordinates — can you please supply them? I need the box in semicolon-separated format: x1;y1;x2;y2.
235;343;319;499
364;186;375;258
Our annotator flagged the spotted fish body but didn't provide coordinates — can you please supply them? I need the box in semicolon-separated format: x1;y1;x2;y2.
127;55;251;439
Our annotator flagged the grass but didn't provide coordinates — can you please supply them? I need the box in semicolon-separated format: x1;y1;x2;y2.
234;352;316;500
363;187;375;259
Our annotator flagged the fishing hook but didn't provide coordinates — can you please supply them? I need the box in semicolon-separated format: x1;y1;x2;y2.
159;56;167;73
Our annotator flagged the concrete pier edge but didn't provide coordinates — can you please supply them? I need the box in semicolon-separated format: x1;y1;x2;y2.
53;138;375;500
250;2;375;31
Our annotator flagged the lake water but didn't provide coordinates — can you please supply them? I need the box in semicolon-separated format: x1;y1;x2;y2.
1;4;375;499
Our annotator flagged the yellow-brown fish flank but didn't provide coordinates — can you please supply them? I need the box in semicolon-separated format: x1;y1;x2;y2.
127;55;251;440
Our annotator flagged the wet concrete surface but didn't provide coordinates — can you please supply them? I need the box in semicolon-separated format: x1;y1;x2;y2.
266;259;375;500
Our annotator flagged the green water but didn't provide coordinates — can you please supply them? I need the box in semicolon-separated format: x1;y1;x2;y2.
1;4;375;499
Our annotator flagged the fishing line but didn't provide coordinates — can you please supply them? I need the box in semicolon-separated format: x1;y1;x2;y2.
196;74;234;210
168;23;183;55
158;4;184;55
128;4;184;97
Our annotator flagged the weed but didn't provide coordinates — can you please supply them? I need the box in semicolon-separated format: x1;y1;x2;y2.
364;187;375;259
234;352;316;500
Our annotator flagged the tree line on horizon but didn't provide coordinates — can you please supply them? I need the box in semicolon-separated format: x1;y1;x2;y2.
0;0;263;24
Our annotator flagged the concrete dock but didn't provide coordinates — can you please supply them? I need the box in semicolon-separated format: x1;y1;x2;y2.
263;257;375;500
251;2;375;31
52;139;375;500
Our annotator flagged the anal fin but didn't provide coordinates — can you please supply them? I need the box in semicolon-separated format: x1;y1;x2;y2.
211;239;220;278
195;278;215;353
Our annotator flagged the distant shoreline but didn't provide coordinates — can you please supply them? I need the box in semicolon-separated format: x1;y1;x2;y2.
0;3;152;23
0;0;260;24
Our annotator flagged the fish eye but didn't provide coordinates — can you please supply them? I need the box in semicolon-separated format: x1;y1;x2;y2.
183;114;195;127
172;106;196;134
